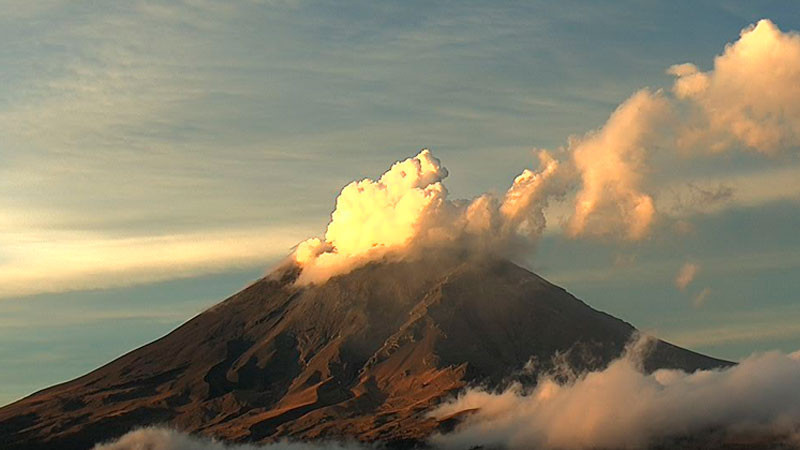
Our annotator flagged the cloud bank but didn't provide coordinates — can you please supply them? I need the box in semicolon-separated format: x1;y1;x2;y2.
97;347;800;450
431;343;800;449
291;19;800;285
93;427;368;450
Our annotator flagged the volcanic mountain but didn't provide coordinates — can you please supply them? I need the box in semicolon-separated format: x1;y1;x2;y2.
0;255;730;449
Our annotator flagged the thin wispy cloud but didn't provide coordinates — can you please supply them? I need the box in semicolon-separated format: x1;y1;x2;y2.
667;319;800;349
546;247;800;287
0;227;311;299
693;287;712;308
675;262;700;291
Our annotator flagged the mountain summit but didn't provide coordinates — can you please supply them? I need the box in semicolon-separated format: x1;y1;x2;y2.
0;255;729;449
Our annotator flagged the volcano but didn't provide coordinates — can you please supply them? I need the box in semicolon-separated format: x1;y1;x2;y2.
0;255;730;449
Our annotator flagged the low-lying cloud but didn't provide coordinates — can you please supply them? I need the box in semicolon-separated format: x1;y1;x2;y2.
96;345;800;450
93;427;369;450
431;342;800;449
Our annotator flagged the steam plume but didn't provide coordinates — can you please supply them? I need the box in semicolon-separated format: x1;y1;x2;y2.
566;89;670;240
292;19;800;284
293;149;565;284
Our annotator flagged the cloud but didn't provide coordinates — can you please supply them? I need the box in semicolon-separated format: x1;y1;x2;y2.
675;262;700;291
5;17;796;296
292;18;800;283
92;345;800;450
93;427;368;450
293;150;450;283
670;19;800;154
293;149;567;284
558;18;800;241
664;312;800;349
566;89;671;240
693;287;712;308
0;227;311;299
431;341;800;449
665;183;735;217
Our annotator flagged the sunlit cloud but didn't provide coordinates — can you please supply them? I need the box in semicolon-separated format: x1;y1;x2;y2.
566;89;670;240
670;20;800;154
432;341;800;449
94;427;368;450
0;227;311;299
293;149;566;284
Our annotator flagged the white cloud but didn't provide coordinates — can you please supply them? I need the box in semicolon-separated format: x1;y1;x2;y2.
293;149;567;284
0;227;311;299
93;427;368;450
670;19;800;154
432;342;800;449
566;89;671;240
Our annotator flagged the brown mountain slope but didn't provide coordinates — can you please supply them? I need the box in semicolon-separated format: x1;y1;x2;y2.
0;256;731;449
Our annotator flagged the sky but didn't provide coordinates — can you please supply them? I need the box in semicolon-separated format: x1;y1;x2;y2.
1;0;799;407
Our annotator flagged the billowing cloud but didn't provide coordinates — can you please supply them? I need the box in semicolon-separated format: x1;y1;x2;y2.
431;342;800;449
293;16;800;280
675;262;700;291
670;19;800;154
4;18;798;296
566;89;671;240
293;149;566;284
93;427;368;450
293;150;450;284
561;18;800;242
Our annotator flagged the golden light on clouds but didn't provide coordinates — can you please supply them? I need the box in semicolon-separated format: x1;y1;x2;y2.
0;227;311;299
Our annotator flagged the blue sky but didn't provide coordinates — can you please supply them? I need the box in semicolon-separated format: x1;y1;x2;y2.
1;0;799;406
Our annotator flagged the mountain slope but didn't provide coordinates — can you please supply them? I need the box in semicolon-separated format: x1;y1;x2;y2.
0;256;730;449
